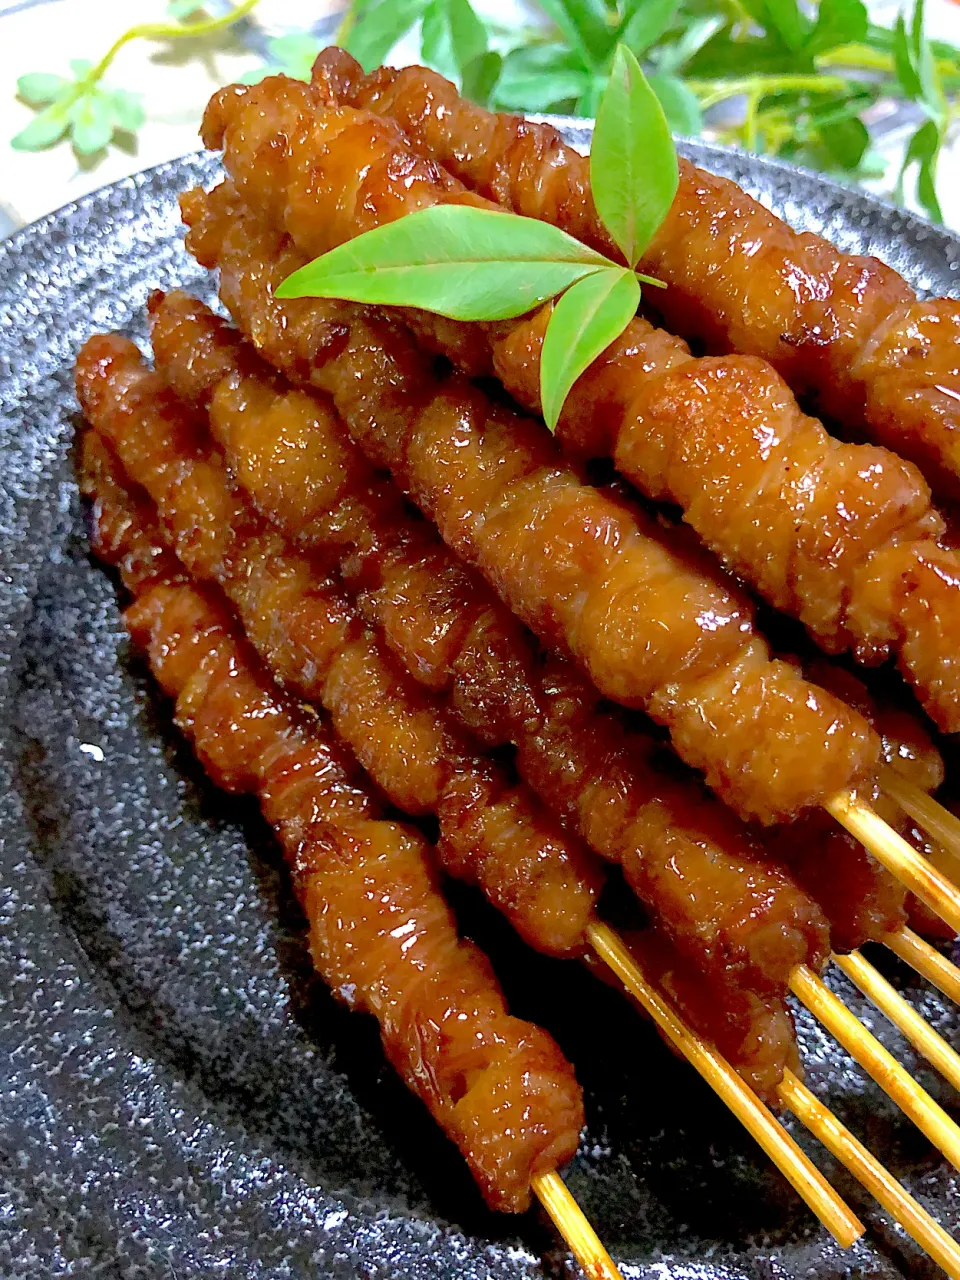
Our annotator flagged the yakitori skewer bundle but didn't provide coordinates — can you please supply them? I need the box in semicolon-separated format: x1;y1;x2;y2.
290;49;960;739
78;429;591;1226
77;325;960;1278
152;289;934;977
325;53;960;505
185;94;960;947
184;165;877;831
148;290;830;1012
70;55;960;1277
78;337;873;1261
147;278;960;1149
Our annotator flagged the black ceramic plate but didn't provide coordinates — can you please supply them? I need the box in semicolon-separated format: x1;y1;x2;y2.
2;135;960;1280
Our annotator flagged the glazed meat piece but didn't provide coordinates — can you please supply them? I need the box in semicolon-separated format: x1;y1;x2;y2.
296;52;960;734
325;51;960;504
78;433;584;1213
75;334;603;957
181;181;880;825
148;291;828;996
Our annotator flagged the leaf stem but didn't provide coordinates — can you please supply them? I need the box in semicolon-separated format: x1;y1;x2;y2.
67;0;261;109
687;73;849;111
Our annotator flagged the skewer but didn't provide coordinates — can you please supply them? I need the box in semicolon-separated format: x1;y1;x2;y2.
825;792;960;936
832;951;960;1093
886;928;960;1006
880;769;960;872
778;1070;960;1279
586;921;864;1247
790;964;960;1169
532;1171;624;1280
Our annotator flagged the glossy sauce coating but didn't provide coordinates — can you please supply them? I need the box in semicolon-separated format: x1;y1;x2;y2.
328;51;960;504
189;102;880;823
77;432;584;1213
312;49;960;734
150;289;829;995
75;335;602;956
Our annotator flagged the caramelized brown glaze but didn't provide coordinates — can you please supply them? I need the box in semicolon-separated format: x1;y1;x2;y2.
300;51;960;734
325;49;960;504
75;334;602;956
181;174;879;824
150;289;829;994
77;432;584;1213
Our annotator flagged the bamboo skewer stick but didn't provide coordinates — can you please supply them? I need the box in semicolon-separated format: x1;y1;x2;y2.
532;1171;624;1280
886;929;960;1006
825;792;960;936
778;1070;960;1280
881;771;960;870
832;951;960;1093
790;964;960;1169
586;921;864;1246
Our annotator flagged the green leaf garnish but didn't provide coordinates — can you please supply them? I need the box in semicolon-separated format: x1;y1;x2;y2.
540;268;641;431
276;205;611;320
279;44;669;427
69;91;115;155
591;44;678;269
421;0;488;86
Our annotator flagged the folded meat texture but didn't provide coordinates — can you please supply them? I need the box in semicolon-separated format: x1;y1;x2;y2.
326;50;960;506
76;428;584;1214
193;82;882;826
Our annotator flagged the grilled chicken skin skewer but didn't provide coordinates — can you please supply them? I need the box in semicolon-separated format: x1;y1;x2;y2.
323;51;960;505
149;288;831;1004
293;49;960;736
182;158;880;828
78;429;585;1215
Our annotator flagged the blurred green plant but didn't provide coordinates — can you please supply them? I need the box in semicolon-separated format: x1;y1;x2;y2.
9;0;959;222
337;0;960;222
11;0;259;158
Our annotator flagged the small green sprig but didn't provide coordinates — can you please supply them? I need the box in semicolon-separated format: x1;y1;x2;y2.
277;45;673;431
11;0;260;158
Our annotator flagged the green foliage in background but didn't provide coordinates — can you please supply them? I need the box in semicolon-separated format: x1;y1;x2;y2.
339;0;960;222
8;0;960;223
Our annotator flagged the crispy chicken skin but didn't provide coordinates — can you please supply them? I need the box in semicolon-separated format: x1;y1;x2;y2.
323;49;960;504
77;430;584;1213
180;170;879;825
150;289;829;995
75;334;602;957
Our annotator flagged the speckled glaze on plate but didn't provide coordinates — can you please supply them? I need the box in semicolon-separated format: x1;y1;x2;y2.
1;133;960;1280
